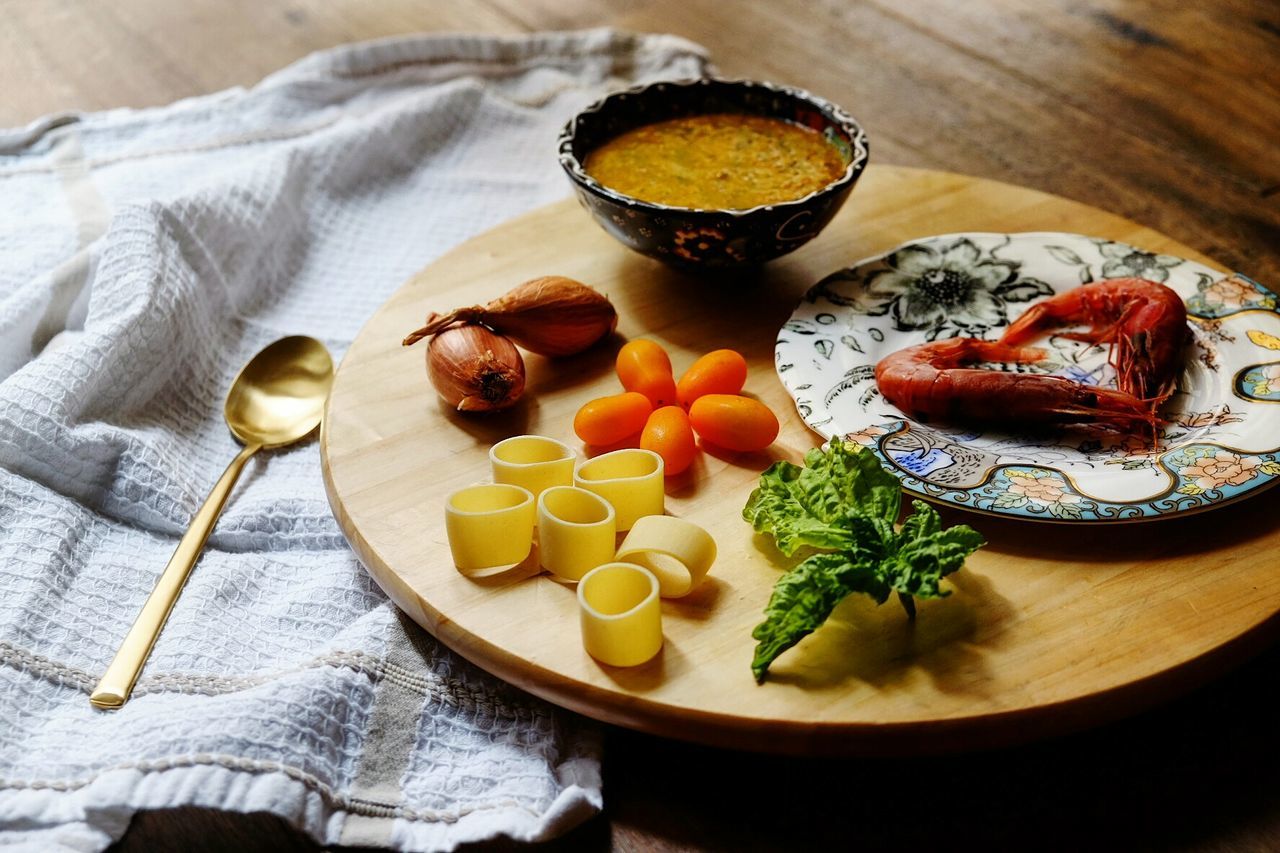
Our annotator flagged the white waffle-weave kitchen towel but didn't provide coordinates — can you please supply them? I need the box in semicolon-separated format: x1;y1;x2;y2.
0;30;709;852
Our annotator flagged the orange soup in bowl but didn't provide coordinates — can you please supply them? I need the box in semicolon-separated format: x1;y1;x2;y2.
582;113;847;210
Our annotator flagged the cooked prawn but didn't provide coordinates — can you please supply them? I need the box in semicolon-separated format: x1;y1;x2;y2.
873;278;1189;438
874;338;1160;432
999;277;1188;404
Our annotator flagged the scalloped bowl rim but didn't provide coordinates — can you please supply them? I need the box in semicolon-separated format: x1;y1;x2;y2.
556;77;871;218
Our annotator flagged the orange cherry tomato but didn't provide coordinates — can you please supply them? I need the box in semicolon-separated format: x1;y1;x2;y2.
676;349;748;408
616;339;678;408
640;406;698;476
688;394;779;452
574;391;653;446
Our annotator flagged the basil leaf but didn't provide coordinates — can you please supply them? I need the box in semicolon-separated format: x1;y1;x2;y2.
813;440;901;523
741;441;900;556
884;501;985;599
744;446;986;682
749;552;888;683
743;459;854;555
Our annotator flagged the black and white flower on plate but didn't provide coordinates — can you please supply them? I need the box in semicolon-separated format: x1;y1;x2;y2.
808;236;1054;340
1096;240;1185;282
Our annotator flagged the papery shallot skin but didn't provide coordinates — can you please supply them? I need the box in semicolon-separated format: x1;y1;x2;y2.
426;323;525;412
405;276;617;357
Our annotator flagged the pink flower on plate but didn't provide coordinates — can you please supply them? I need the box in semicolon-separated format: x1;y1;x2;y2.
1173;406;1244;429
845;425;889;446
1253;364;1280;396
1111;434;1155;457
1101;433;1159;469
1181;450;1260;490
1005;470;1080;506
1202;276;1257;310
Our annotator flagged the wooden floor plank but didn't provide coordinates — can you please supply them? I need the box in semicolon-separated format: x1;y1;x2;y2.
0;0;524;124
516;0;1280;281
867;0;1280;193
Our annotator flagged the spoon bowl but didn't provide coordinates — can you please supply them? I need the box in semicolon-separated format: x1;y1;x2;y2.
90;335;334;709
225;335;334;447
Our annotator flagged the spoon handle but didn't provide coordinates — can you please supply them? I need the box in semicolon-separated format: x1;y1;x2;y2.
90;443;262;709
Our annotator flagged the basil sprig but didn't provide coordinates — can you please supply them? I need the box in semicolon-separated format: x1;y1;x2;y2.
743;442;984;682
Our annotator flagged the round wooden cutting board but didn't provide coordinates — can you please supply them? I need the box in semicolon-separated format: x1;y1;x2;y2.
321;165;1280;755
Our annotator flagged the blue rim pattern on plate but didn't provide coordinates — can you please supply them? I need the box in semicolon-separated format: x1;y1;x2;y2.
777;232;1280;522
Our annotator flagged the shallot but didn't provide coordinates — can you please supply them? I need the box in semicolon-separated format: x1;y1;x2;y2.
404;276;617;357
426;324;525;412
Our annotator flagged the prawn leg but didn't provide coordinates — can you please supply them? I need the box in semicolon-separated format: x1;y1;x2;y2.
998;277;1188;409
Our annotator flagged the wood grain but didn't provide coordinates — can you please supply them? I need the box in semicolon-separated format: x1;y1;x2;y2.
481;0;1280;284
4;0;1275;849
321;166;1280;755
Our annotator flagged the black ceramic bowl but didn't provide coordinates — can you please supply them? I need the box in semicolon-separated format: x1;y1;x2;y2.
557;78;869;270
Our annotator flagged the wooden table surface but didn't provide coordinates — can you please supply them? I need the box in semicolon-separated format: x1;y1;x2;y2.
6;1;1278;850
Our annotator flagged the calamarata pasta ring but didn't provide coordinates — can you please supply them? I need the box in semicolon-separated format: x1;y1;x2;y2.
615;514;716;598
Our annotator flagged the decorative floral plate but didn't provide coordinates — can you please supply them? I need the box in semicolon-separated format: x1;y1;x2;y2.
777;232;1280;522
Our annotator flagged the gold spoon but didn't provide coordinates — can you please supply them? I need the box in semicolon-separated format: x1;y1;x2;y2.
90;336;334;709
